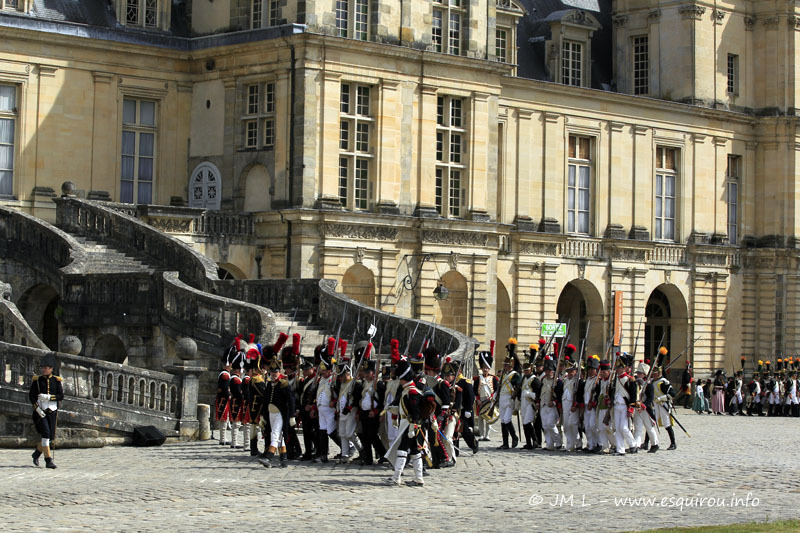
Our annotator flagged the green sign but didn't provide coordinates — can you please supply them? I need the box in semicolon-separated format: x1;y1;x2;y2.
540;322;567;337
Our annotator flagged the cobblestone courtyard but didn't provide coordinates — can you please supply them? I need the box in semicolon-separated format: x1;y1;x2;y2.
1;410;798;532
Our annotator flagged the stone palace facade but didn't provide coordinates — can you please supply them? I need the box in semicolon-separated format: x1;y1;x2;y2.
2;0;800;375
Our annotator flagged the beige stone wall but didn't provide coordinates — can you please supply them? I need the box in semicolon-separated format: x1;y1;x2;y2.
191;0;232;34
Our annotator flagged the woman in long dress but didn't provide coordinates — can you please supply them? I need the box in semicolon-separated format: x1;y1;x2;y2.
712;371;726;414
692;380;706;413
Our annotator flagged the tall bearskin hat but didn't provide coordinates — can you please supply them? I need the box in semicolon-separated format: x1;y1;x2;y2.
543;355;556;372
424;346;442;371
757;359;763;372
740;355;746;369
266;358;282;374
300;356;315;370
657;346;668;368
777;358;783;372
396;357;413;382
40;352;57;369
765;360;771;373
230;351;245;372
479;350;494;369
527;343;539;364
586;355;600;370
281;333;302;370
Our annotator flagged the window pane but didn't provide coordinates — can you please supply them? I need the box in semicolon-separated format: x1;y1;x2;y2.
450;134;461;163
138;157;153;181
579;137;590;159
432;10;443;53
340;84;350;114
122;131;136;156
655;196;662;217
0;170;12;196
655;219;662;239
568;187;575;210
579;212;589;234
0;118;14;144
666;175;675;196
655;174;662;195
568;211;575;233
140;101;155;126
340;120;350;150
568;165;575;186
579;188;589;210
120;179;134;203
0;86;15;111
436;132;443;161
339;157;348;206
450;99;461;128
665;197;674;218
0;144;12;172
665;219;674;239
123;99;136;124
139;133;154;157
121;155;134;180
137;181;152;204
435;168;443;215
579;166;590;188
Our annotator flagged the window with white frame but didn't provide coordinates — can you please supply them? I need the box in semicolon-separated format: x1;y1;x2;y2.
432;0;464;56
567;135;592;234
633;36;649;95
1;1;20;11
335;0;369;40
126;0;158;28
121;98;157;204
561;41;582;87
436;95;466;218
495;28;508;62
0;84;16;197
339;83;373;210
251;0;280;29
727;54;739;95
726;154;741;244
242;82;276;149
655;146;678;241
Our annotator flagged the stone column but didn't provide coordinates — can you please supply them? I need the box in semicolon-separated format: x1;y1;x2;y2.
630;125;651;239
165;338;207;441
540;112;562;232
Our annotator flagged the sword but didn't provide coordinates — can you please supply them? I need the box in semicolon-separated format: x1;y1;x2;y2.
668;407;691;437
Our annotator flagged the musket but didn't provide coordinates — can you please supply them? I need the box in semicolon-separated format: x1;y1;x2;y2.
334;303;348;353
573;320;591;396
417;318;435;355
668;407;691;437
406;320;421;355
286;307;299;335
349;309;361;374
663;336;702;373
644;329;667;384
631;317;644;362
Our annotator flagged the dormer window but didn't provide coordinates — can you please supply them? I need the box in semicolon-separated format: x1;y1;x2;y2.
432;0;465;56
126;0;158;28
545;9;601;88
1;0;20;11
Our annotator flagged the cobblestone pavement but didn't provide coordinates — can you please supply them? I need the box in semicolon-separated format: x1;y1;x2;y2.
1;410;798;532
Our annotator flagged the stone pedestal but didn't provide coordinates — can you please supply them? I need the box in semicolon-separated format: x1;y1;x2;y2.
165;363;207;440
197;404;211;440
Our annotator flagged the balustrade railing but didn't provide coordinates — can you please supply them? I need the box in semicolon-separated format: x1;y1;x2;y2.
194;211;254;237
651;244;687;265
564;237;603;259
0;205;84;270
213;279;320;314
0;289;47;349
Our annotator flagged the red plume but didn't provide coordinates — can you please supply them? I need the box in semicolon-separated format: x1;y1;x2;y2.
538;338;546;346
273;332;289;353
391;339;400;363
326;337;336;356
339;339;348;359
292;333;301;356
235;337;241;351
490;340;495;357
445;356;452;363
363;342;373;360
249;333;255;344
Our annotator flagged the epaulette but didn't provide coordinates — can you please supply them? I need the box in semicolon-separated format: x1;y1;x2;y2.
32;375;39;381
252;375;265;383
408;388;419;395
55;376;62;382
279;379;290;388
220;373;230;380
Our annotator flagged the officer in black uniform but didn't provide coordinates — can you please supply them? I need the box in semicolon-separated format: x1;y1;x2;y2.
297;356;318;460
29;353;64;469
454;361;478;454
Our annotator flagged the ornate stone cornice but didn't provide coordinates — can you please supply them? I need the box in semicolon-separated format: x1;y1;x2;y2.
421;230;489;247
712;9;726;25
320;223;398;241
763;17;780;29
744;17;755;31
611;14;629;27
520;242;560;256
679;5;706;21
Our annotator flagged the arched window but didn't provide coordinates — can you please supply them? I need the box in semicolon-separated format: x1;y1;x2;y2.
188;162;221;210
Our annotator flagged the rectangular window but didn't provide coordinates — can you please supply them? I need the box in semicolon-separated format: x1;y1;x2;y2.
562;41;582;87
251;0;262;29
354;0;369;41
727;154;741;244
126;0;158;28
432;1;463;56
2;0;20;9
435;95;467;218
241;81;276;149
655;147;678;241
339;83;374;210
121;98;157;204
633;36;649;95
268;0;279;25
496;29;507;63
334;0;369;39
727;54;739;95
0;84;16;196
567;135;592;234
336;0;349;37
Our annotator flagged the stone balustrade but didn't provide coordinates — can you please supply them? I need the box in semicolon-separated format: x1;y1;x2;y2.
0;205;84;270
317;279;478;375
129;204;255;239
564;237;603;259
212;278;320;314
651;243;688;265
0;287;47;349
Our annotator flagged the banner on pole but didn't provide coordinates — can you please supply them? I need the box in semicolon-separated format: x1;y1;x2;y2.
613;291;624;347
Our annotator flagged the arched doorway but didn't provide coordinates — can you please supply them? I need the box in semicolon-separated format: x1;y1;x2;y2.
496;279;511;347
644;285;688;376
217;263;246;280
554;280;604;358
16;284;60;350
188;162;221;210
436;270;468;335
92;334;128;365
341;265;376;308
242;164;270;212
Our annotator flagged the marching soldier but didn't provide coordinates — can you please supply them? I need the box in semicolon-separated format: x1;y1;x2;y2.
423;347;453;467
611;355;638;455
336;340;362;464
579;356;600;453
298;356;318;460
313;338;340;463
651;366;677;450
560;350;581;452
383;340;402;448
215;345;235;445
454;360;478;454
633;362;659;453
746;371;761;416
440;358;460;463
281;333;303;458
787;370;799;417
497;339;521;449
385;357;426;486
29;353;63;469
247;357;267;456
519;361;539;450
593;359;614;453
258;359;296;468
356;342;386;465
229;352;246;449
376;361;393;449
475;344;499;441
539;356;561;450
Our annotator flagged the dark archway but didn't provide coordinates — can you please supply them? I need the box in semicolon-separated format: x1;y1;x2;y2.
92;334;128;365
644;284;689;376
555;280;604;357
16;284;60;350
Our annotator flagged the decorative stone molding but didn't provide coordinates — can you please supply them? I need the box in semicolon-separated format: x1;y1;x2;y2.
421;230;489;247
712;9;726;25
679;5;706;20
520;242;560;256
149;217;193;233
634;125;649;136
648;10;661;21
762;17;779;29
320;223;398;241
695;253;728;266
789;16;800;31
713;136;728;146
609;246;648;262
612;14;629;27
744;17;755;31
609;121;625;133
355;247;365;264
544;112;560;123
